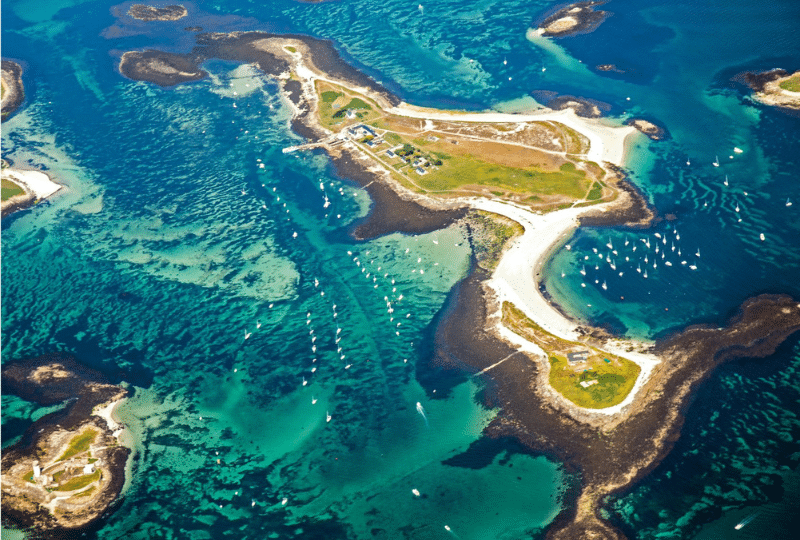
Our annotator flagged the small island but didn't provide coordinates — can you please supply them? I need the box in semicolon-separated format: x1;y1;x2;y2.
1;355;130;534
626;118;667;140
127;4;188;21
536;1;611;38
2;60;25;119
119;49;207;86
740;68;800;112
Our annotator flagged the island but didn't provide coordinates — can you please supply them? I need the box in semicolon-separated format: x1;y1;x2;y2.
1;354;130;534
625;118;667;140
127;4;188;21
740;68;800;112
535;1;611;38
1;60;24;119
112;32;800;539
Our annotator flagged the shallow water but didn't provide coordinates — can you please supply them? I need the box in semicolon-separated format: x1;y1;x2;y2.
2;0;799;538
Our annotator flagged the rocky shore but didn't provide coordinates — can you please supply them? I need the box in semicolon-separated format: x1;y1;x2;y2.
127;4;188;21
536;1;611;38
1;60;25;120
1;354;130;536
626;118;668;140
738;68;800;113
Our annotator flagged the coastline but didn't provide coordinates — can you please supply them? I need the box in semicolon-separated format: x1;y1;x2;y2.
1;166;63;217
1;354;131;535
107;30;800;539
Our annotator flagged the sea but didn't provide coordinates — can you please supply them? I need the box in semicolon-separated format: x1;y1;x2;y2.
1;0;799;538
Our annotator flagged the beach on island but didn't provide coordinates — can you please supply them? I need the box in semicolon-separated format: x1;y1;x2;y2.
1;167;63;216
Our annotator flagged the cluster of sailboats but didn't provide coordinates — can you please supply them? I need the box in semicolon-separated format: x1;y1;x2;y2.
568;228;700;291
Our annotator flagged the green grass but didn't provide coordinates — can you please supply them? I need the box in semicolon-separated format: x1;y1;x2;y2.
778;74;800;92
284;46;297;53
57;429;97;462
54;470;101;492
23;470;35;483
321;91;341;103
416;153;589;197
501;302;640;409
1;178;25;201
549;357;640;408
586;182;603;200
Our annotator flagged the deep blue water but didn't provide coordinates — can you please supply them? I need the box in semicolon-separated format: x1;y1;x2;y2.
2;0;799;538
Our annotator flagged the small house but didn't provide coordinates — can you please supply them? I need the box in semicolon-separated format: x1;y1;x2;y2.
567;351;590;364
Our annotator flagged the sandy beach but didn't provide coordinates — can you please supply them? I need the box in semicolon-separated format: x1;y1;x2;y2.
3;168;62;199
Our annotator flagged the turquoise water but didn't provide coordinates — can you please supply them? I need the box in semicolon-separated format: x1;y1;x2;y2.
2;0;799;538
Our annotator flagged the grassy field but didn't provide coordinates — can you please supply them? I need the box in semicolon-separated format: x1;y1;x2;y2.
57;429;97;462
315;81;381;130
779;73;800;92
313;83;609;210
2;178;25;201
54;470;101;492
502;302;640;409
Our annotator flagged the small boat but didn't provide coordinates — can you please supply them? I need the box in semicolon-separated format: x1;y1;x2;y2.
689;265;697;270
735;204;740;212
637;265;642;274
787;198;793;207
696;249;700;257
412;488;421;496
312;397;318;404
686;158;691;165
643;270;648;278
665;261;672;266
580;266;587;276
713;156;720;167
760;233;765;241
326;411;332;422
724;175;729;186
601;281;607;290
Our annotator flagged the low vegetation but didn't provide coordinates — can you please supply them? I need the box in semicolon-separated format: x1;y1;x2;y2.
779;73;800;92
57;429;97;462
53;470;101;492
2;178;25;201
469;211;524;270
502;302;640;408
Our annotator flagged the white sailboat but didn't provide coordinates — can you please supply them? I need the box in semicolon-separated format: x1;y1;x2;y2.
713;155;720;167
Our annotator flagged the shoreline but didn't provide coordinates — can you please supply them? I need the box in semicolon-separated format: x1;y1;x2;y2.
1;354;131;535
108;30;800;539
1;166;64;217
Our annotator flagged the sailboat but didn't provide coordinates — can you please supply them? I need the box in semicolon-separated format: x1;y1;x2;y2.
643;270;648;278
787;198;793;207
713;156;720;167
724;175;729;186
580;266;587;276
601;281;607;290
326;411;332;422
